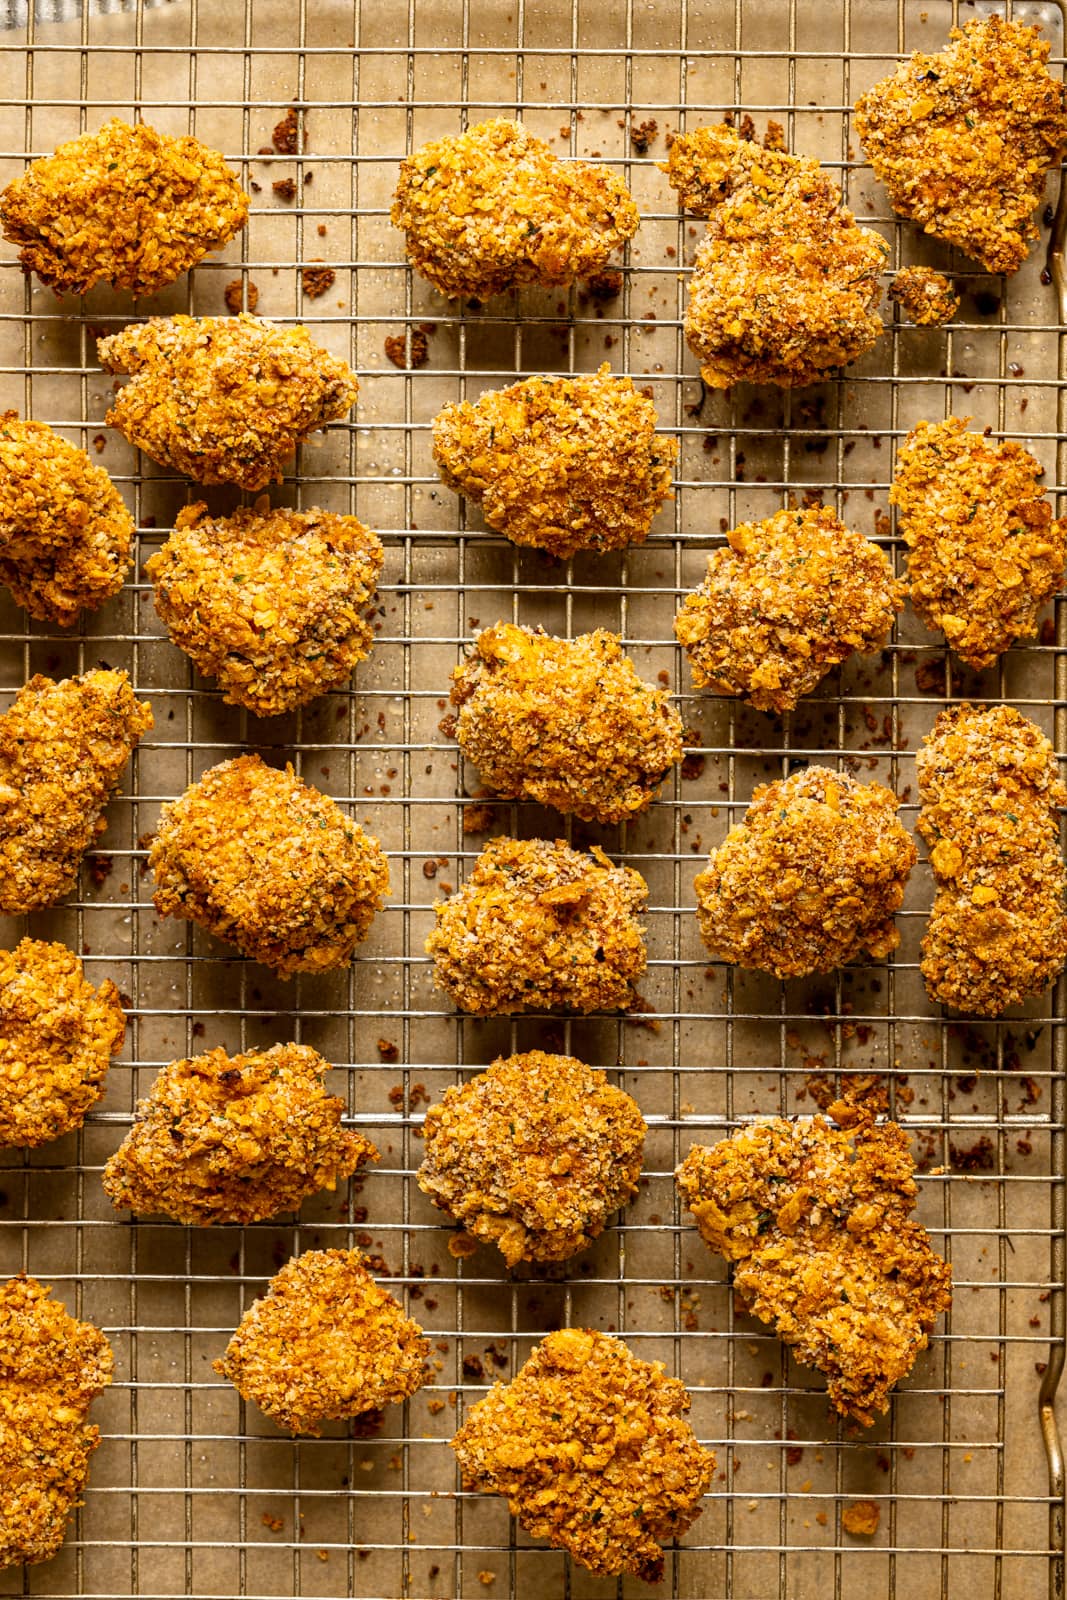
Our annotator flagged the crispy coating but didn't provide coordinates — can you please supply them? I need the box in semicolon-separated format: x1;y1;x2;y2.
892;417;1067;670
0;669;152;915
674;506;905;713
0;1274;113;1568
888;266;959;327
694;766;916;978
146;499;383;716
390;118;639;300
676;1115;952;1426
97;314;359;491
431;365;677;558
854;17;1067;276
451;1327;714;1580
103;1043;377;1225
0;413;133;625
426;835;647;1015
917;703;1067;1016
450;624;684;822
149;754;389;978
215;1249;428;1434
0;118;248;297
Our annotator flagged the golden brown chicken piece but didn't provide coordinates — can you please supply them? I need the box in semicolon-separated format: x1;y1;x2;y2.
146;499;383;716
0;118;248;297
891;418;1066;670
450;624;684;822
854;17;1067;276
0;1274;113;1568
917;703;1067;1016
149;754;389;978
391;119;639;300
0;669;152;915
431;365;677;557
674;506;905;713
676;1113;952;1426
887;267;959;326
97;315;359;491
0;414;133;625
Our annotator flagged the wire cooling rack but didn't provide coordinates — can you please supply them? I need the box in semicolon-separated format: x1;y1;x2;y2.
0;0;1064;1596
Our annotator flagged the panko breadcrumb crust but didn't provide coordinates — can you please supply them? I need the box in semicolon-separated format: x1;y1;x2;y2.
0;118;249;297
0;413;133;625
97;314;359;491
917;704;1067;1016
390;118;639;300
146;499;384;716
149;755;389;978
417;1051;647;1265
450;624;684;823
854;16;1067;276
431;365;677;558
694;766;917;978
676;1114;952;1426
888;267;959;327
451;1327;715;1580
214;1249;428;1435
0;1274;113;1569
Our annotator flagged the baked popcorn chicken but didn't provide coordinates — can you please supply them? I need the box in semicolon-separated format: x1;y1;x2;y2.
888;266;959;326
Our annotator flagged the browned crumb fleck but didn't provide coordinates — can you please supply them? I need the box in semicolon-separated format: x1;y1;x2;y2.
384;329;429;369
630;118;659;154
585;268;623;300
301;263;336;299
914;656;947;696
261;1514;284;1532
949;1135;995;1172
377;1038;399;1063
842;1499;881;1536
223;277;259;314
272;106;301;155
91;433;106;453
272;177;298;201
477;1573;495;1587
888;267;958;326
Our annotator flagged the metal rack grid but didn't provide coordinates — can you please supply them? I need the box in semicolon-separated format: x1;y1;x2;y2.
0;0;1064;1595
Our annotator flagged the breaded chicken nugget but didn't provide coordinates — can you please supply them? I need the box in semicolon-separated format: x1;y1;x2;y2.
149;755;389;977
888;266;959;327
391;119;638;300
146;499;383;716
431;365;677;557
0;669;152;915
426;836;647;1015
97;314;359;491
676;1113;952;1425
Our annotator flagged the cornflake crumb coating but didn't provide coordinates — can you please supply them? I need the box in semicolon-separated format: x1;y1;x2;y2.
694;767;916;978
674;506;905;713
0;940;125;1149
917;703;1067;1016
676;1114;952;1426
888;267;959;327
146;499;383;716
0;1274;113;1568
0;118;248;297
451;624;684;823
431;365;677;558
451;1327;715;1580
892;417;1067;670
390;119;639;300
215;1249;428;1434
854;16;1067;276
149;755;389;978
418;1052;647;1266
0;669;152;915
97;315;359;491
426;835;647;1015
103;1043;377;1225
0;413;133;625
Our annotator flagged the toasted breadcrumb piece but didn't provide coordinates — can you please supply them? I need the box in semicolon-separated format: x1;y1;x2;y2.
451;624;683;823
431;365;676;558
843;1500;881;1537
892;417;1067;670
0;669;152;915
888;267;959;327
451;1328;714;1580
418;1052;646;1265
917;703;1067;1016
149;754;389;978
215;1249;427;1434
0;1274;113;1568
854;16;1067;276
426;835;647;1015
0;118;248;297
676;1114;952;1425
146;499;383;716
97;314;359;491
391;118;638;300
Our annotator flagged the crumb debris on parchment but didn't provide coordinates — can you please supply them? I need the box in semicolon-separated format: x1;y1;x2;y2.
629;117;659;154
272;176;297;201
301;262;336;298
888;266;959;326
384;329;430;368
842;1499;881;1537
272;105;302;155
223;277;259;314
